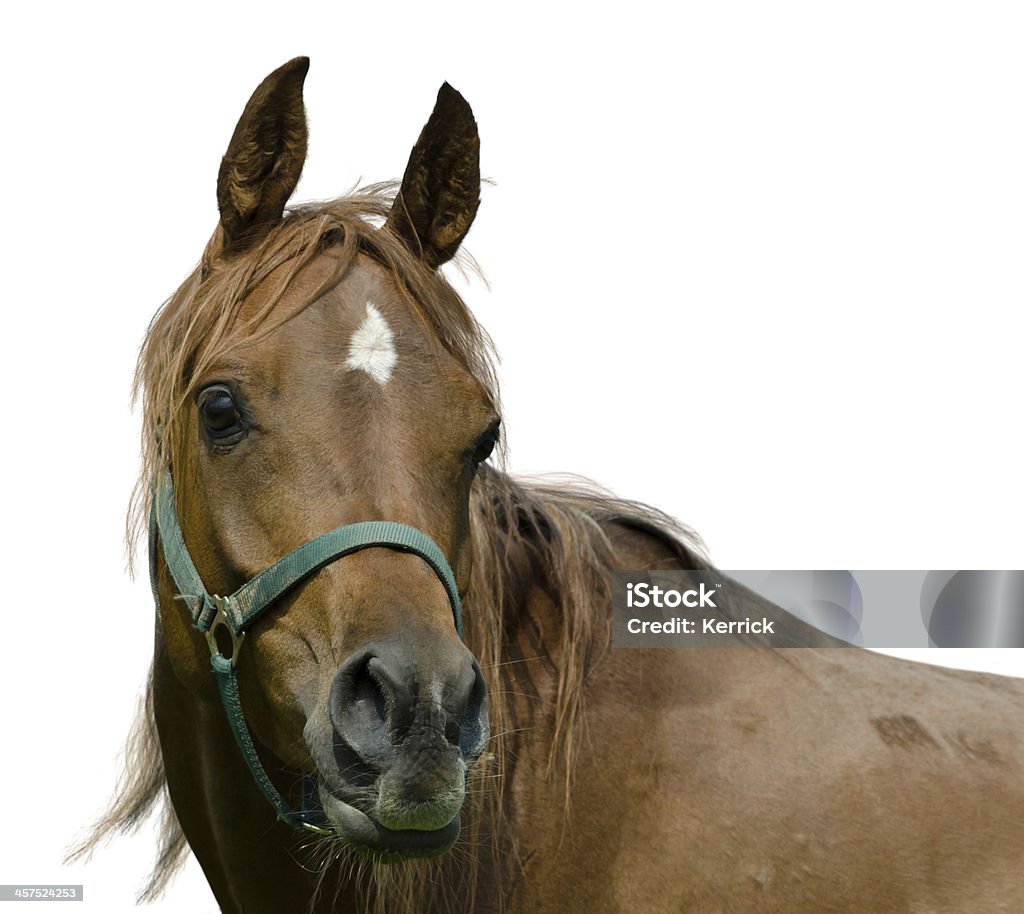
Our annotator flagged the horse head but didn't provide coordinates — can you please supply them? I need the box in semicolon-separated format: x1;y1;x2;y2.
147;57;497;858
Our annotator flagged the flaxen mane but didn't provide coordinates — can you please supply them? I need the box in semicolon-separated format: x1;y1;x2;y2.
70;187;707;908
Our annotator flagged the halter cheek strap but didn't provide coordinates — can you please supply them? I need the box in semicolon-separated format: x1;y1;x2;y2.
148;471;464;833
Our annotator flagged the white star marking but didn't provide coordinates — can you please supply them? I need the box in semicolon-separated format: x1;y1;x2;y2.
345;302;397;385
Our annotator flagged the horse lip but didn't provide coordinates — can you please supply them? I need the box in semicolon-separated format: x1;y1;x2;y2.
317;782;460;857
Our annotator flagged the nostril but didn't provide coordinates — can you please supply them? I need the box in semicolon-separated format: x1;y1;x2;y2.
353;658;387;728
458;660;489;759
367;656;416;739
444;713;461;748
330;652;392;756
330;650;415;762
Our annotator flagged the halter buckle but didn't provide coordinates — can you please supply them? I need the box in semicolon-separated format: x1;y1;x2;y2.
204;595;246;668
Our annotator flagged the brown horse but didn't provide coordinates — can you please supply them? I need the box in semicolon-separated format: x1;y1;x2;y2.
76;57;1024;913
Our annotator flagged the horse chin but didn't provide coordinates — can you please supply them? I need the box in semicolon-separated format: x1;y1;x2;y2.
316;781;461;859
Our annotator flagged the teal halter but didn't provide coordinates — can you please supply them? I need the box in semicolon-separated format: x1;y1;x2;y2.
148;470;463;833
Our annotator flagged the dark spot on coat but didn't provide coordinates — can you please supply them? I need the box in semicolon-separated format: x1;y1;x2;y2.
871;715;940;750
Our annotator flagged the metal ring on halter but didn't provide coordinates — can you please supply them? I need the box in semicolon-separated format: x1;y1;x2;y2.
204;596;246;668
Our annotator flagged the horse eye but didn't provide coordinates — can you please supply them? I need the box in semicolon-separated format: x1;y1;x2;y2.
472;423;500;467
199;386;242;437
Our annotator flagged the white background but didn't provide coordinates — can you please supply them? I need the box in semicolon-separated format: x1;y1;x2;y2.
1;2;1022;910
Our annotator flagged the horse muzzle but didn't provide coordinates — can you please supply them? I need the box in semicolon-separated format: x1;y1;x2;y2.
310;633;489;855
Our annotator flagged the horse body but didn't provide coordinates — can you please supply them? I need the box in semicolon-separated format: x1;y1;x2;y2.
80;57;1024;913
503;532;1024;913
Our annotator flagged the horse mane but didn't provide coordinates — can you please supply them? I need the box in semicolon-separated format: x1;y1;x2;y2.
71;186;708;909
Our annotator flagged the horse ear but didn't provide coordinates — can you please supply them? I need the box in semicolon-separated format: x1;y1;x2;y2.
386;83;480;268
215;57;310;256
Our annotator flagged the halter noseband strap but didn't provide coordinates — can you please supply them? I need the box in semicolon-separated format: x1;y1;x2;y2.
148;470;464;833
